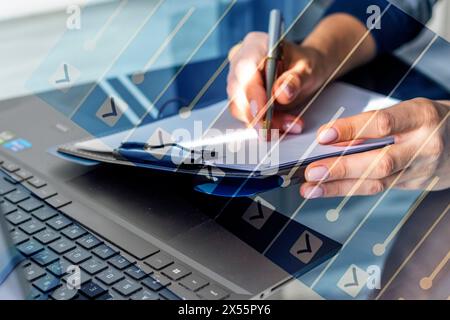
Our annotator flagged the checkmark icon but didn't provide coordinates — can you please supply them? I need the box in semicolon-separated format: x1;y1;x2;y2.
249;201;265;221
337;264;369;298
49;62;80;93
101;97;119;118
96;96;128;127
55;64;71;84
289;231;323;264
296;233;312;255
344;267;359;287
242;196;275;229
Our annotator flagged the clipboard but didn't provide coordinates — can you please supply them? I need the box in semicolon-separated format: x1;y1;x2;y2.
56;83;399;197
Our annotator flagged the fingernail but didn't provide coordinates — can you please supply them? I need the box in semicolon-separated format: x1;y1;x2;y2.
303;185;324;199
318;128;338;144
306;166;329;182
283;122;303;134
250;100;258;118
284;84;296;100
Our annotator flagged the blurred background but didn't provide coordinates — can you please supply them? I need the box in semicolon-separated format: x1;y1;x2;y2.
0;0;448;102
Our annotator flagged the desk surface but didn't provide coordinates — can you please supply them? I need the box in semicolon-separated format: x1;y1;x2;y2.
1;0;449;300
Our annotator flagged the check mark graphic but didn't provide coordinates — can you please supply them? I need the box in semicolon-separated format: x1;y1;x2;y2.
296;233;312;255
55;64;71;84
344;267;359;287
249;201;265;221
102;97;119;118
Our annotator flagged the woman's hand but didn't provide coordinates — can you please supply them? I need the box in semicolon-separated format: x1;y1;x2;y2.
226;14;377;134
301;98;450;198
227;32;328;133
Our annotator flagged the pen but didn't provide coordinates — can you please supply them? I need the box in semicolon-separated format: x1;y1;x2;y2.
263;9;284;140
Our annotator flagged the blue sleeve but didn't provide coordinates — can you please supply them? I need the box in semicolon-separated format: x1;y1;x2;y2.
323;0;433;54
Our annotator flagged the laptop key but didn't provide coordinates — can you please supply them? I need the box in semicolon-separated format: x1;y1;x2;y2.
5;189;30;204
16;239;44;256
64;248;91;264
49;238;76;254
108;255;133;270
159;284;200;300
23;263;46;281
144;252;173;270
33;274;61;293
159;287;182;300
197;285;229;300
61;224;87;240
32;249;59;267
6;210;31;225
27;177;47;189
46;215;72;230
18;198;44;212
142;273;171;291
92;244;118;260
97;293;114;300
105;290;127;300
113;279;142;297
96;267;124;285
0;201;16;214
47;259;71;277
50;286;78;300
19;219;46;235
2;162;20;173
76;234;102;250
80;258;108;275
31;206;58;221
80;281;107;299
0;179;16;195
62;269;91;286
45;195;72;209
124;265;148;280
12;170;33;182
131;289;159;300
34;228;61;244
10;229;29;245
162;263;191;281
135;263;154;276
32;186;57;200
179;274;209;291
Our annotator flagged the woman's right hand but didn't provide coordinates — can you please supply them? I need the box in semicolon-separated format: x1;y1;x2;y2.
227;31;329;134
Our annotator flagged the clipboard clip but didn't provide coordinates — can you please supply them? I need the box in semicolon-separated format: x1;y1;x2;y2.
116;141;219;165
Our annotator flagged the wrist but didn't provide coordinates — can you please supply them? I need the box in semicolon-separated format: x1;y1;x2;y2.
301;13;377;78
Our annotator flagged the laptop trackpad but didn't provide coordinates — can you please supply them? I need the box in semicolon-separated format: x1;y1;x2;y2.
66;164;214;242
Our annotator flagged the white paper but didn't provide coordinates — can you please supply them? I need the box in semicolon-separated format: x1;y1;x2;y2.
74;83;399;173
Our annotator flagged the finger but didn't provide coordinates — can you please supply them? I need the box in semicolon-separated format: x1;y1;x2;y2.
272;55;316;107
273;70;302;105
246;81;268;124
227;36;268;125
300;178;385;198
228;43;242;61
317;100;430;144
228;71;266;125
270;112;304;134
304;145;413;182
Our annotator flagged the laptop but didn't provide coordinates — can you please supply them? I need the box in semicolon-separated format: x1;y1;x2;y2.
0;57;341;300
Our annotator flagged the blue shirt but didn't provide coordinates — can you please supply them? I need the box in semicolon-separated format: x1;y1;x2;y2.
325;0;438;53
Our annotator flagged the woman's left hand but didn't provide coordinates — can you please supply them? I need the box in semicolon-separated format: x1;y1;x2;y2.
300;98;450;199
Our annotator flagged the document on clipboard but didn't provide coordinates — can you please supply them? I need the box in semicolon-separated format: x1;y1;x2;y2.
57;83;399;178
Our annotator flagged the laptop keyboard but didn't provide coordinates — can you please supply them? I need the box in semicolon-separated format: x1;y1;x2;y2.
0;158;230;300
